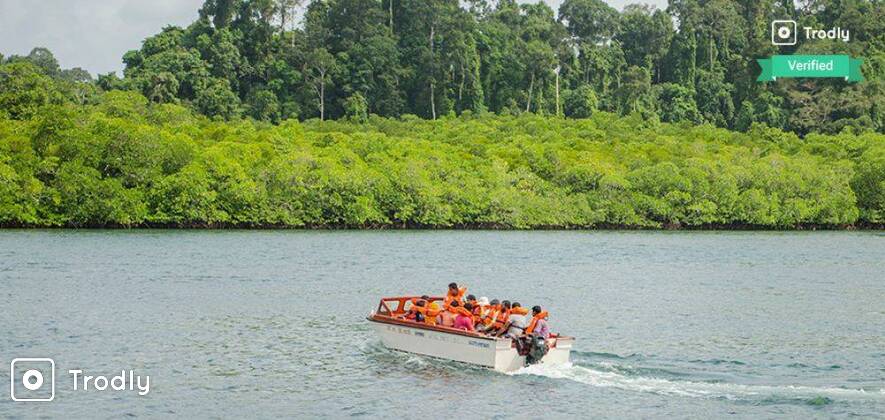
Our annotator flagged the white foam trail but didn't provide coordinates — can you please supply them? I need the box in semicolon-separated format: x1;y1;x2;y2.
510;363;885;401
404;355;429;366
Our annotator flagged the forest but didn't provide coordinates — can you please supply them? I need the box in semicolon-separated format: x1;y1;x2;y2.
0;0;883;228
3;0;883;135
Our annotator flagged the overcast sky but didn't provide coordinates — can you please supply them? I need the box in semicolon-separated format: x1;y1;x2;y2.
0;0;666;76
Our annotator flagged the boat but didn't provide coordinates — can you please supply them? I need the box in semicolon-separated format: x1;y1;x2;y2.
367;296;574;372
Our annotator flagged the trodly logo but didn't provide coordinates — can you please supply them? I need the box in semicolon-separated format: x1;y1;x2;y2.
772;20;798;45
10;358;152;402
771;19;851;45
10;358;55;402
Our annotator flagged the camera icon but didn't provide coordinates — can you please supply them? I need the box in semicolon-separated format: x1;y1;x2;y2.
772;20;797;45
10;358;55;402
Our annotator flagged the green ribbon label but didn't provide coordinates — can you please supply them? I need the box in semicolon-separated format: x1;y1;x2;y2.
757;55;864;82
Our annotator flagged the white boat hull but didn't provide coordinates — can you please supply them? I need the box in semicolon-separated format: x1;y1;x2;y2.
369;318;572;372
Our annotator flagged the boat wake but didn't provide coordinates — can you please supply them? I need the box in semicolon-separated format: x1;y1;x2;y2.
509;361;885;405
365;338;884;405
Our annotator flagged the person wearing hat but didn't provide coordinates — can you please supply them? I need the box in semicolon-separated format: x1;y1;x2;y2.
477;299;501;333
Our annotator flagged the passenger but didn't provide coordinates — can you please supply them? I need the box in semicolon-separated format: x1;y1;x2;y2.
489;300;511;336
509;302;529;316
422;295;441;312
473;296;490;322
477;299;500;333
465;294;477;318
447;300;472;318
410;295;441;326
444;282;467;308
439;300;458;327
405;299;425;323
500;302;529;338
525;306;550;339
454;302;475;331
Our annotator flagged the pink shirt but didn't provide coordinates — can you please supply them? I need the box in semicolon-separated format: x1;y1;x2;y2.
454;314;475;331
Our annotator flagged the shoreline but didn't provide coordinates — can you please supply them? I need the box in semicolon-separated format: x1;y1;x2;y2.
2;222;883;230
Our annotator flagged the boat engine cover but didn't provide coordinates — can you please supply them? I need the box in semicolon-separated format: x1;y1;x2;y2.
525;335;549;365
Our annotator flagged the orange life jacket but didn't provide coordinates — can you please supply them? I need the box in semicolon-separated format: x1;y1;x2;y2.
471;304;485;323
410;298;441;325
510;307;529;316
443;287;467;308
482;305;500;326
525;311;549;334
447;305;472;318
492;308;510;328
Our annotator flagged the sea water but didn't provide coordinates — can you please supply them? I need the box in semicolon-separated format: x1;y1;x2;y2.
1;230;883;417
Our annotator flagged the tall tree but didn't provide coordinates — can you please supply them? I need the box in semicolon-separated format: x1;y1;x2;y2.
304;48;337;120
616;5;674;82
201;0;236;28
395;0;462;118
559;0;619;44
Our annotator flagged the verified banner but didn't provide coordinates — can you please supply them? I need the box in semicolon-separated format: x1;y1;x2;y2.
757;55;864;82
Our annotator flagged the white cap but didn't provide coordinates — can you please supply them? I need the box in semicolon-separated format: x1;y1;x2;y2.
477;296;490;306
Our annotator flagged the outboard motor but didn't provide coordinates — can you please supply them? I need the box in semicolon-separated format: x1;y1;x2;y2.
524;335;549;366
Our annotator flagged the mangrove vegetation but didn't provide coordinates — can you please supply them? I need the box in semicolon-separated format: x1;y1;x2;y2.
1;72;883;228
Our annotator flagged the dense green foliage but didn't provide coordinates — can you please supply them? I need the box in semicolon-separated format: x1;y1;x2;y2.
1;77;883;228
102;0;885;135
5;0;884;136
1;1;883;228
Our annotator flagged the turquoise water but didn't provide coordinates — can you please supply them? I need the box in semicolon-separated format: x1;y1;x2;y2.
1;230;884;418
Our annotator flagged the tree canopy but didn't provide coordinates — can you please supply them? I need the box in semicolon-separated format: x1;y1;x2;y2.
7;0;881;135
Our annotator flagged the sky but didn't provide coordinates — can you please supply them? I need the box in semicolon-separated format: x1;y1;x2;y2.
0;0;666;76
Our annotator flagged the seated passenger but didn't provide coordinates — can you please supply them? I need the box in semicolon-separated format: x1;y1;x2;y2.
488;300;511;336
473;296;490;323
446;300;472;320
439;302;457;327
423;295;441;312
444;282;467;308
465;294;477;307
405;299;426;323
454;302;475;331
477;299;500;333
410;295;441;325
500;302;528;338
509;302;529;316
525;305;550;339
